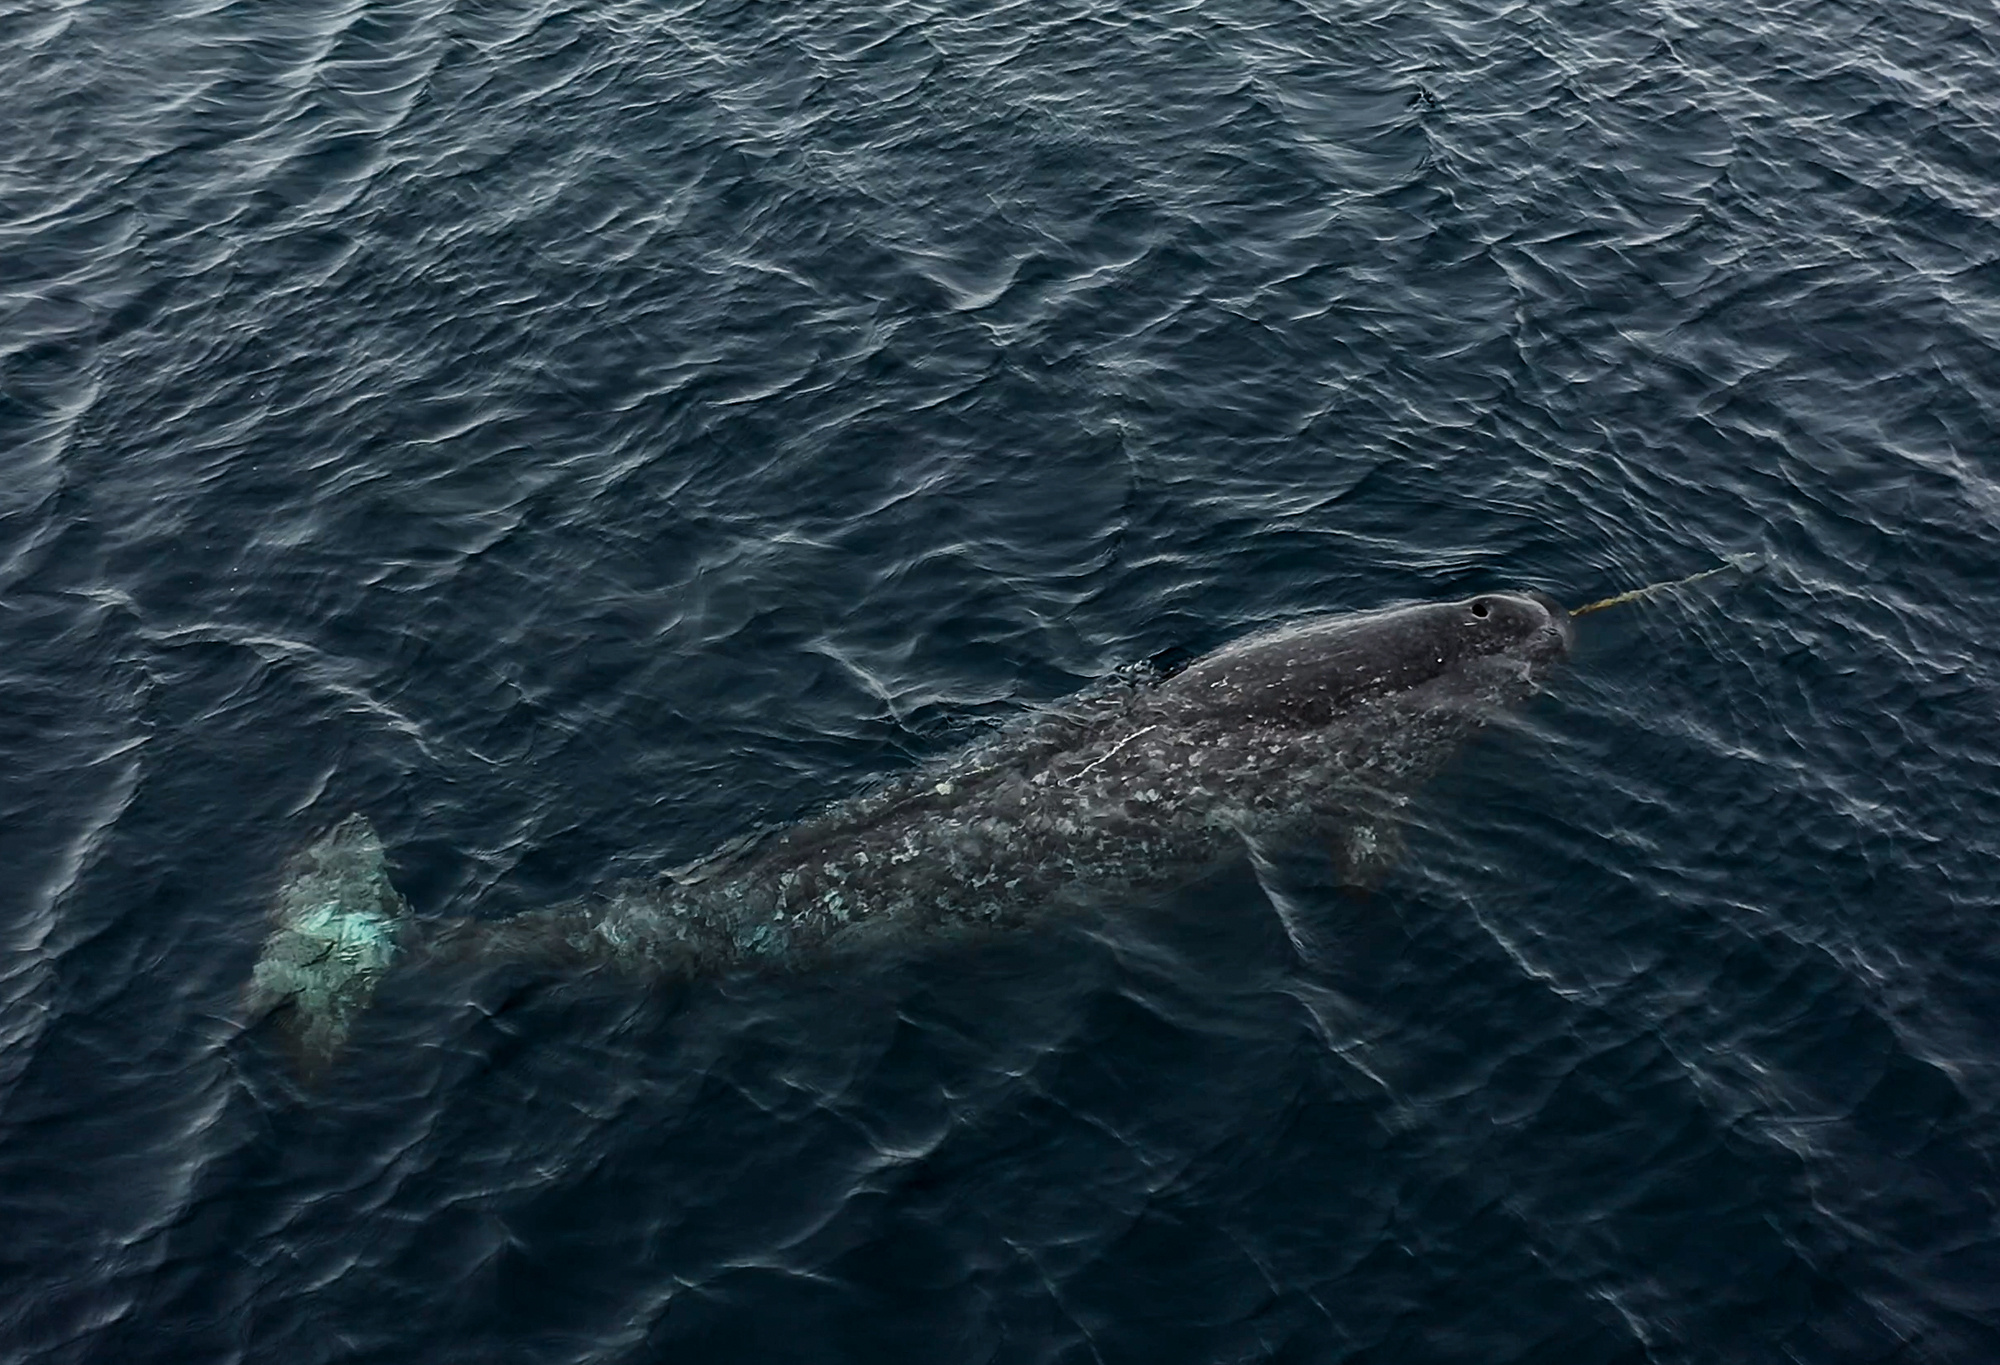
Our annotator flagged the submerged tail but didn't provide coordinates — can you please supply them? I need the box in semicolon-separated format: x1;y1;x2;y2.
246;817;704;1077
246;814;409;1077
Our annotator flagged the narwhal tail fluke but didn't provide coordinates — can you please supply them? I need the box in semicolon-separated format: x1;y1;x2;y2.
247;819;710;1076
247;814;409;1078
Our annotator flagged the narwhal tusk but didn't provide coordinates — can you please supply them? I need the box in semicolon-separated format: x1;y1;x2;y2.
1570;553;1761;618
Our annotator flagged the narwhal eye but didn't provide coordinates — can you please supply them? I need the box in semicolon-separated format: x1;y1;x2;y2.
1469;599;1490;619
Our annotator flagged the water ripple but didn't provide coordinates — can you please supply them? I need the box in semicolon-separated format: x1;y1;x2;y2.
5;0;2000;1357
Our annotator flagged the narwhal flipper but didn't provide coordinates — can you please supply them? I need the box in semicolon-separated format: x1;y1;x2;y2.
1249;795;1412;897
1330;815;1407;891
246;814;409;1077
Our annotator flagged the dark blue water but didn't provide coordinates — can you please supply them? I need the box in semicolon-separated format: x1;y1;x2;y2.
6;0;2000;1359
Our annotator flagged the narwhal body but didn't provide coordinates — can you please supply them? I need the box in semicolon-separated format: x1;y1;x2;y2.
249;592;1572;1071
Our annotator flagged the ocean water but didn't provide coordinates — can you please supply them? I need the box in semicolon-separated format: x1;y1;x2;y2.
5;0;2000;1359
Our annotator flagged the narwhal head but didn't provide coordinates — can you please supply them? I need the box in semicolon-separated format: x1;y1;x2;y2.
1157;590;1571;727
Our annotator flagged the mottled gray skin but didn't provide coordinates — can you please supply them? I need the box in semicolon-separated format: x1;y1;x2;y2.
426;591;1571;974
251;592;1569;1071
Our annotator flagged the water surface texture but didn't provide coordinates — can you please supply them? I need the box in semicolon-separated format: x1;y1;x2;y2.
5;0;2000;1360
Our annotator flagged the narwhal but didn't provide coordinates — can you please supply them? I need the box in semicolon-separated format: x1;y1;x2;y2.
250;573;1734;1074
